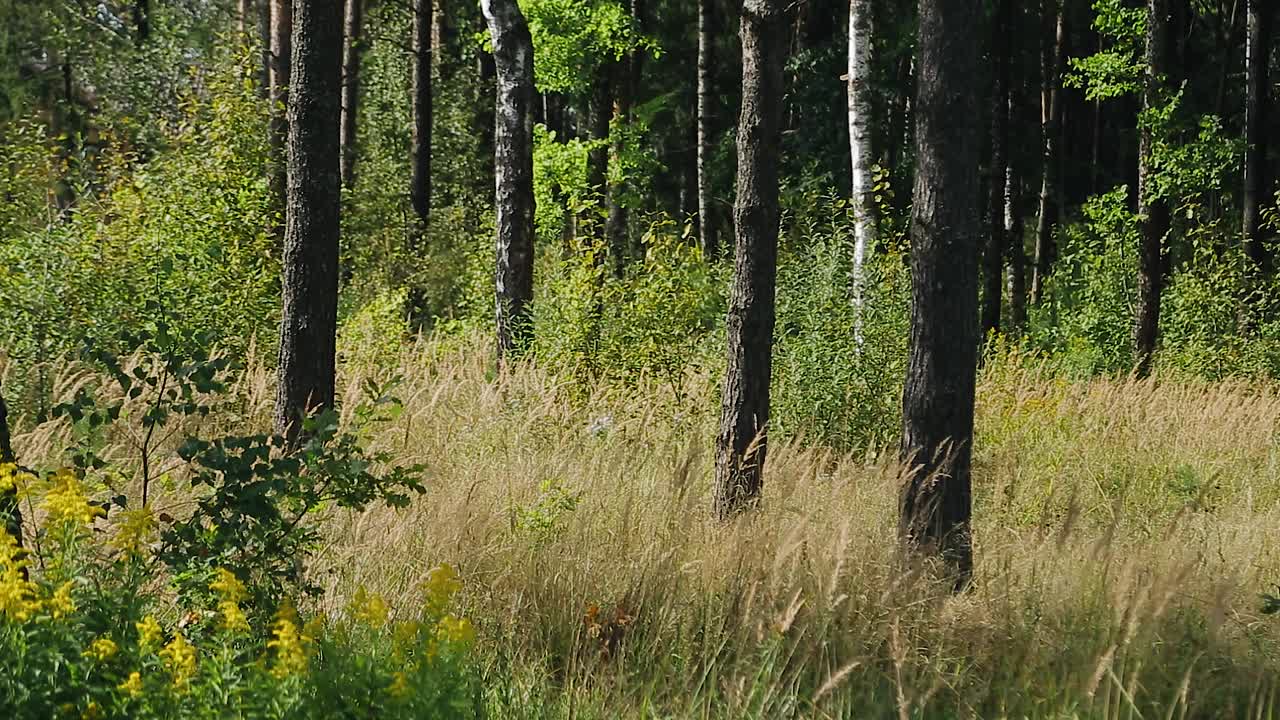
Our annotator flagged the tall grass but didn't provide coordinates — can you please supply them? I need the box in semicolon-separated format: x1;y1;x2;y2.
8;336;1280;718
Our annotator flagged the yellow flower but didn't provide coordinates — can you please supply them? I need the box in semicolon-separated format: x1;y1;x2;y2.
136;615;164;651
267;614;308;678
80;701;102;720
48;581;76;619
117;671;143;698
301;615;324;650
159;632;198;690
0;463;34;494
83;637;119;661
349;585;389;627
42;469;105;527
219;599;250;633
436;614;476;646
0;531;37;622
422;564;462;614
110;508;157;555
391;620;421;653
387;670;410;698
209;568;247;602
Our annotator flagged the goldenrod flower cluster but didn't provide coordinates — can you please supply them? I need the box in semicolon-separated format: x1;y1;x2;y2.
110;507;157;556
209;568;250;633
136;615;164;651
267;612;308;678
159;632;198;690
349;585;389;627
83;637;119;662
42;469;105;527
116;671;143;698
0;530;36;621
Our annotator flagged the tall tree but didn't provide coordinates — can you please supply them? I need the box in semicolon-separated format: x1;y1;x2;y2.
585;72;611;249
134;0;150;46
339;0;365;189
982;0;1013;340
482;0;536;360
696;0;717;260
847;0;876;326
606;0;644;277
269;0;292;240
713;0;788;519
1243;0;1271;277
1030;0;1064;306
275;0;344;439
899;0;983;586
1133;0;1170;377
411;0;433;231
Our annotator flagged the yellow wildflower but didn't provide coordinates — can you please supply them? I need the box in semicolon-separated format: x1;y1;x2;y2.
301;615;324;651
80;701;102;720
136;615;164;651
83;637;119;661
219;599;250;633
422;564;462;614
387;670;410;698
349;585;389;627
42;469;105;527
117;671;143;698
110;508;157;556
0;531;37;622
391;620;421;654
0;463;34;494
48;581;76;619
267;614;308;678
210;568;250;632
436;614;476;646
159;632;198;690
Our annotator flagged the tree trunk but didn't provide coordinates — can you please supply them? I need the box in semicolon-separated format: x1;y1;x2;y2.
270;0;293;243
847;0;876;331
134;0;150;46
713;0;788;519
275;0;344;440
257;0;272;98
339;0;365;189
697;0;717;261
1006;156;1027;333
411;0;433;231
982;0;1013;339
1030;0;1064;306
585;71;611;251
605;0;643;278
1133;0;1170;377
1243;0;1271;276
239;0;252;40
482;0;536;361
899;0;983;588
0;382;22;550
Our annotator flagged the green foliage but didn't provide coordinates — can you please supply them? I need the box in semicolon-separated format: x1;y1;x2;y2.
511;478;581;542
521;0;658;94
1067;0;1146;100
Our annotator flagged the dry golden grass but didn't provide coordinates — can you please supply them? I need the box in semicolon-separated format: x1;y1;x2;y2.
8;337;1280;718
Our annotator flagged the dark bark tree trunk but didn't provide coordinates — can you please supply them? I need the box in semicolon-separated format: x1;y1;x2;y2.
1006;156;1027;333
1133;0;1170;377
274;0;344;440
270;0;293;243
257;0;272;98
585;71;611;252
1243;0;1271;276
134;0;151;46
0;382;22;550
339;0;365;190
605;0;643;278
982;0;1013;340
239;0;253;40
482;0;536;361
697;0;717;261
899;0;983;588
411;0;433;231
1030;0;1064;306
713;0;788;519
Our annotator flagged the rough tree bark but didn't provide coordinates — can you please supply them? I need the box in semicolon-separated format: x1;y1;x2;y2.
257;0;272;98
275;0;344;440
982;0;1013;339
411;0;433;232
1243;0;1271;276
585;72;611;251
697;0;717;260
1030;0;1064;306
713;0;788;519
1006;158;1027;333
270;0;293;242
606;0;644;278
899;0;983;588
482;0;536;361
847;0;876;330
1133;0;1170;377
339;0;365;189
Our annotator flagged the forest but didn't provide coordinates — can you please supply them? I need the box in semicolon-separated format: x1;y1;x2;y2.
0;0;1279;717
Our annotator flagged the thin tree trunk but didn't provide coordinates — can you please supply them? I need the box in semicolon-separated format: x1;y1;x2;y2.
1030;0;1064;305
239;0;252;40
585;71;611;251
1133;0;1170;377
697;0;717;260
134;0;150;46
1006;156;1027;332
339;0;365;189
411;0;433;231
257;0;272;98
0;382;22;550
606;0;642;278
847;0;876;333
275;0;344;440
982;0;1013;340
270;0;293;243
482;0;536;361
899;0;983;588
714;0;788;519
1243;0;1270;276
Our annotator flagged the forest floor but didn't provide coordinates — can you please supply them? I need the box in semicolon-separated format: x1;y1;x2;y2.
16;334;1280;718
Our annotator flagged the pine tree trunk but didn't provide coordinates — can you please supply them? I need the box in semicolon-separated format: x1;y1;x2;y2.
482;0;536;361
982;0;1013;339
411;0;433;232
847;0;876;329
899;0;983;588
697;0;717;261
1030;0;1064;306
585;71;611;251
257;0;272;98
134;0;150;46
239;0;252;40
0;382;22;550
713;0;788;519
606;0;642;278
339;0;365;189
1243;0;1271;276
1006;157;1027;332
1133;0;1170;377
270;0;292;243
275;0;344;440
